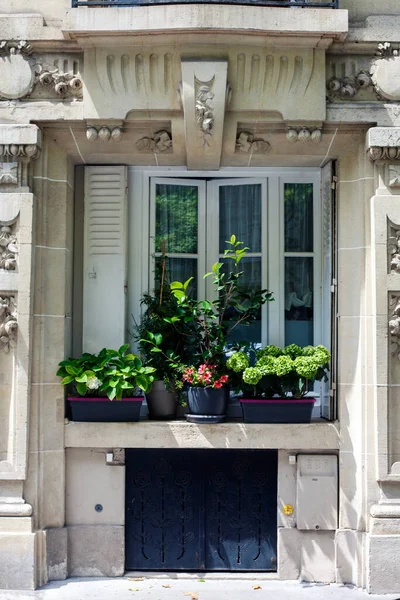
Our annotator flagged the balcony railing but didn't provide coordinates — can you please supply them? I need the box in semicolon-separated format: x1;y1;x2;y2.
72;0;339;8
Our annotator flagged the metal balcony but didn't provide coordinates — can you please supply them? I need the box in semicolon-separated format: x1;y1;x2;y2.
72;0;338;8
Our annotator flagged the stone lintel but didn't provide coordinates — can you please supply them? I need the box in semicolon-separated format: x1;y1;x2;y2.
0;124;41;147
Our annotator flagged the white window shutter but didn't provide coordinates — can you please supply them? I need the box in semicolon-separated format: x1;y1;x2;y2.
83;166;128;353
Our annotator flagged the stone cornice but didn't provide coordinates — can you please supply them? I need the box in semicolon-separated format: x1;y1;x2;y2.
367;128;400;161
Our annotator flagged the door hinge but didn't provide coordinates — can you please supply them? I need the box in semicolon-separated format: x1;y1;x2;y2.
331;176;338;191
330;278;337;293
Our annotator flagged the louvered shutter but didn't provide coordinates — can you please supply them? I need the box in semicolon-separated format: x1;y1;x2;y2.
83;166;128;353
321;161;337;420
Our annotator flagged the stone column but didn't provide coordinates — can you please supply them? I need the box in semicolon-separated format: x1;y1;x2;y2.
0;124;40;589
367;127;400;594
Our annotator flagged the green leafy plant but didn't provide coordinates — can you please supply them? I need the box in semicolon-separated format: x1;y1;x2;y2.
227;344;330;399
57;344;156;400
163;235;274;371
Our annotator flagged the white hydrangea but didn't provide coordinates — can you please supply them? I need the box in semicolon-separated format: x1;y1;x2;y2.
87;376;102;390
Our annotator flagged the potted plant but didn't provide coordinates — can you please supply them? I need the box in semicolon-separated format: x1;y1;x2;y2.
227;344;330;423
166;235;273;422
137;247;189;419
57;344;155;422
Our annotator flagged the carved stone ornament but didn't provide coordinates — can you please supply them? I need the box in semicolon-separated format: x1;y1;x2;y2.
0;224;17;271
389;165;400;187
388;219;400;273
370;43;400;102
236;132;271;154
327;71;372;102
0;144;40;160
0;41;82;101
369;147;400;161
86;126;123;143
0;161;18;185
0;295;17;353
286;127;322;144
195;79;215;146
136;130;172;153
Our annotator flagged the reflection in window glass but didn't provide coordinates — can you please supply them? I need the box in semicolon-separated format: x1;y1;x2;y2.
219;184;262;253
284;183;313;252
285;257;313;347
155;184;198;253
221;257;262;346
156;257;198;299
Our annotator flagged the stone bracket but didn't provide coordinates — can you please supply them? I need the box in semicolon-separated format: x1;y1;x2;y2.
181;59;228;171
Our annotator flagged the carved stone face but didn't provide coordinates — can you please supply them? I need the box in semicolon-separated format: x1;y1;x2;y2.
371;55;400;101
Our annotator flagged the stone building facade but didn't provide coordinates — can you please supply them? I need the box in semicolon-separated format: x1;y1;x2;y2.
1;0;400;594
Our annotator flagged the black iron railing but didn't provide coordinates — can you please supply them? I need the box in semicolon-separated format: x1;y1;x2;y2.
72;0;339;8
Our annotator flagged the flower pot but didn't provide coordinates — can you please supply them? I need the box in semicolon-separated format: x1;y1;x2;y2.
240;398;316;424
145;380;177;420
67;396;143;422
186;387;229;423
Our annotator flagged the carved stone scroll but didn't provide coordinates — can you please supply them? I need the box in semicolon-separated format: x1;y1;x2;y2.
0;161;18;186
136;130;172;153
0;296;17;354
181;59;228;170
0;224;17;271
236;132;271;154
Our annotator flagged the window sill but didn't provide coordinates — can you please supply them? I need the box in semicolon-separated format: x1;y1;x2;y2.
64;418;339;450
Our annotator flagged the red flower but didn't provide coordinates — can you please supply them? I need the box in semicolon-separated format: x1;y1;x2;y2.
220;375;229;383
214;380;223;389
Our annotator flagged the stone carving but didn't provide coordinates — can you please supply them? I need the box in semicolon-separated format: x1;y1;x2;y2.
33;63;82;98
0;225;17;271
286;127;323;144
369;147;400;161
195;79;214;145
371;43;400;102
0;42;82;100
86;126;123;143
236;132;271;154
136;130;172;153
0;144;40;160
326;72;372;101
0;296;17;354
389;165;400;187
388;220;400;273
0;162;18;185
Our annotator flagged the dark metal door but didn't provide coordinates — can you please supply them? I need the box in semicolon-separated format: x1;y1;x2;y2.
125;449;277;572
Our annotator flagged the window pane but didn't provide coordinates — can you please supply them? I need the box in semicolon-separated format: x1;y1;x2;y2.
285;257;313;346
221;257;262;346
155;184;198;253
219;184;262;253
284;183;313;252
157;257;197;299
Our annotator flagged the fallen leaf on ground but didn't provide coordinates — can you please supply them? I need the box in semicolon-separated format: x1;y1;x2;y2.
162;584;171;588
128;577;145;581
198;579;205;583
183;593;198;599
253;585;262;590
128;588;140;592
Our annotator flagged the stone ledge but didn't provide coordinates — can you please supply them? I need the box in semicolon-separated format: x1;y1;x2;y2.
65;420;340;450
0;124;41;146
64;6;348;44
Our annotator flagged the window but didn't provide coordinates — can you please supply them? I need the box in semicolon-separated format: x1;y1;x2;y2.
128;167;331;416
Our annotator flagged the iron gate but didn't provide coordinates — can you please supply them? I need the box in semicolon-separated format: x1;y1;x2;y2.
125;449;277;571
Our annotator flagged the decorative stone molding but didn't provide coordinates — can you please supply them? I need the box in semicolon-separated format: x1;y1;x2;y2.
0;143;40;160
195;81;214;145
0;224;17;271
136;130;172;153
369;147;400;161
388;220;400;273
86;126;123;143
0;43;82;101
389;165;400;188
327;72;372;101
286;127;322;144
389;294;400;358
0;295;17;354
0;161;18;186
236;132;271;154
371;43;400;102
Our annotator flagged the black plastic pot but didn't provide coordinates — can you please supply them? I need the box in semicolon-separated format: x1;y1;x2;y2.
187;387;229;423
67;397;143;422
145;380;177;420
240;398;316;424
